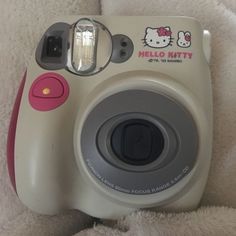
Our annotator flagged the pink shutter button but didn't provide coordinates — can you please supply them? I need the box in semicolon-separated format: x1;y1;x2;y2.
29;73;69;111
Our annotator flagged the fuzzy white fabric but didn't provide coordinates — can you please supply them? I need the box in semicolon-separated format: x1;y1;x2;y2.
1;0;236;235
77;207;236;236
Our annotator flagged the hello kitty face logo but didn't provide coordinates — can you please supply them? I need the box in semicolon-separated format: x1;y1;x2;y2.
143;26;173;48
177;31;191;48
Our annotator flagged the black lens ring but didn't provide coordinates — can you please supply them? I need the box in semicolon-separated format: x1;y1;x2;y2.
110;119;165;166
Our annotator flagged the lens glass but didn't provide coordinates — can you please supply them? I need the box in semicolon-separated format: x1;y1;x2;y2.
111;119;164;165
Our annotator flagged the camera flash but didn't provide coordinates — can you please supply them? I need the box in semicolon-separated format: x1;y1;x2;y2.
72;19;98;73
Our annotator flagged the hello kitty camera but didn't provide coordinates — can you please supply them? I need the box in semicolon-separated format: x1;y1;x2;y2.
7;16;212;219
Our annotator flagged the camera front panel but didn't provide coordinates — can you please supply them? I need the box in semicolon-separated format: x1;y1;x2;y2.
80;89;198;195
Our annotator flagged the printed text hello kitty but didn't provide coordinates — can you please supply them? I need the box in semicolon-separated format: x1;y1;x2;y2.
138;51;193;59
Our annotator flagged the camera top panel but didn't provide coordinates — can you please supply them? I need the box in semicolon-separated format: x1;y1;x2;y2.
35;16;209;76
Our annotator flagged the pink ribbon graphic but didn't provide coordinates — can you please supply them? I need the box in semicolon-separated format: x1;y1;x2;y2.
157;27;172;37
185;34;191;42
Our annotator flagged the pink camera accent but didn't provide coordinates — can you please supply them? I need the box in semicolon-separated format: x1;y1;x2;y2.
7;71;27;193
156;27;172;37
29;73;69;111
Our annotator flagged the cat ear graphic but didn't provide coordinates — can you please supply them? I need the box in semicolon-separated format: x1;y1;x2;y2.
184;32;191;42
184;32;191;40
146;27;153;34
178;31;185;39
185;31;191;36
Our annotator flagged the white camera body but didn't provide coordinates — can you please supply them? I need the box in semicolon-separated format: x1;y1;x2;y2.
8;16;212;219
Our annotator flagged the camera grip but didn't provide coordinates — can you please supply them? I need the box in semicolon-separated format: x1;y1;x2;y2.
13;72;75;214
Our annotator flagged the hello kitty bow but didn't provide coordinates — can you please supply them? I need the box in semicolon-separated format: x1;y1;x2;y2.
185;34;191;42
157;27;172;36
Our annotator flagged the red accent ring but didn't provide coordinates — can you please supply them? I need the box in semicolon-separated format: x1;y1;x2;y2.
7;71;27;193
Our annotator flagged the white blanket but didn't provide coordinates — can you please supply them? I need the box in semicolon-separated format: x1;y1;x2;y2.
0;0;236;235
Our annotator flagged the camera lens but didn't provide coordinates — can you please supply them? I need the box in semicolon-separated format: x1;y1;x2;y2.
111;119;164;166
